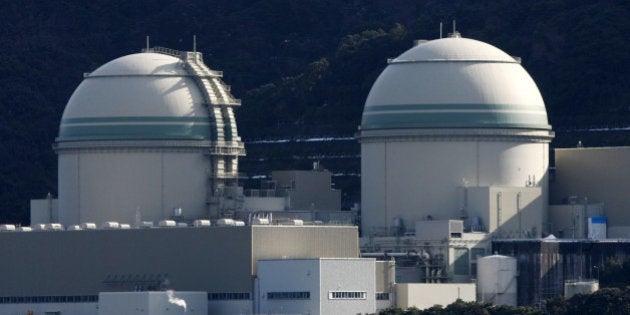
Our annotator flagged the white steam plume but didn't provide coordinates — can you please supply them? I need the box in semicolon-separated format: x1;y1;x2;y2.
166;290;187;313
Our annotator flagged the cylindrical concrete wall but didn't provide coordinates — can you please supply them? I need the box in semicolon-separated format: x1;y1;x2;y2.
360;137;549;234
58;148;210;226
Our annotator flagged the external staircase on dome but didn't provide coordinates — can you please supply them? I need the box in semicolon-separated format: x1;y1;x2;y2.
144;46;246;215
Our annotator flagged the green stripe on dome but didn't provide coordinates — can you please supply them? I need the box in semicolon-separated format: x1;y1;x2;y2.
361;103;550;130
363;103;547;112
58;116;214;141
61;116;212;124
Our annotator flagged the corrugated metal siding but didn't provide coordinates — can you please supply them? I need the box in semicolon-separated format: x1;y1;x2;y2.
251;226;359;274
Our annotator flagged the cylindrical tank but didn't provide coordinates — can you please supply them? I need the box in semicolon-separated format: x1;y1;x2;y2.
564;280;599;298
477;255;517;306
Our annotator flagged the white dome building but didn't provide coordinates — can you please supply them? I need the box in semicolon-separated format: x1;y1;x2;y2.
359;35;554;237
55;48;245;226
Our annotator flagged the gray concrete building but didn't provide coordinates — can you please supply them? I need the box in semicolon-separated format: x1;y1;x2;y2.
0;225;359;314
551;146;630;238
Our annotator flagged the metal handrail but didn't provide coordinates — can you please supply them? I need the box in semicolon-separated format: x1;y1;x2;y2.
142;46;183;57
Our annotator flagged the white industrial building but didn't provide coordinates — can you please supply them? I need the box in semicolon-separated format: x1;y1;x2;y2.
359;33;553;238
257;258;379;315
33;47;245;227
356;32;554;291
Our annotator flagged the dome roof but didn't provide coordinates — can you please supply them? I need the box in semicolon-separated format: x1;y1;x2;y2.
58;53;212;142
361;37;551;131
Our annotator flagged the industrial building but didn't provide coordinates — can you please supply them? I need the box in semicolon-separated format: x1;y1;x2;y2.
54;47;244;225
245;167;342;212
0;225;362;314
356;32;552;290
358;33;553;238
493;238;630;306
2;46;393;315
355;30;630;307
550;146;630;238
1;29;629;314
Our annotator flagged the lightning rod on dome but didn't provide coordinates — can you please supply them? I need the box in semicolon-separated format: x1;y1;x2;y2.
193;35;197;53
448;20;461;38
146;36;150;51
440;22;443;38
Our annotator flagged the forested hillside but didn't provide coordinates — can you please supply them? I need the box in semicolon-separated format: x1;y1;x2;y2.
0;1;628;223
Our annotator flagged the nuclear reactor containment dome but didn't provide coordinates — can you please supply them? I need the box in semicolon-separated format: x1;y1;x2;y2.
359;35;554;237
361;37;550;131
56;47;245;226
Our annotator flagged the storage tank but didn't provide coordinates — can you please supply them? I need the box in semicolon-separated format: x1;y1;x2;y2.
477;255;517;306
564;280;599;298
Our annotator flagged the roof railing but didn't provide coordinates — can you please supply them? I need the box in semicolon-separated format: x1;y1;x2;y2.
142;46;184;58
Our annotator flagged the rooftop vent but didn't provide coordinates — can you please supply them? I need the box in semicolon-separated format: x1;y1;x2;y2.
101;221;120;229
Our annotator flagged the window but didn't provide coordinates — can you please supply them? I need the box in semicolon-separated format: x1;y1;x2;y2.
328;291;367;300
376;292;390;300
267;292;310;300
0;295;98;304
207;292;250;300
453;248;469;275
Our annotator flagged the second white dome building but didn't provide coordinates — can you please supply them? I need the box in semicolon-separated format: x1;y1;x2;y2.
359;35;554;237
